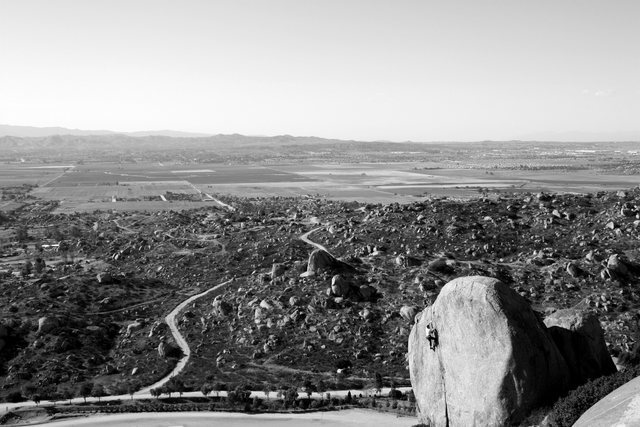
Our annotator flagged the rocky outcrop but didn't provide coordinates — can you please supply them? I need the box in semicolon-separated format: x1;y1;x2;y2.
408;276;569;427
544;308;617;387
212;296;234;317
301;249;354;277
158;339;180;358
271;263;286;280
125;320;144;337
331;275;350;297
603;254;640;280
37;317;59;335
400;305;418;323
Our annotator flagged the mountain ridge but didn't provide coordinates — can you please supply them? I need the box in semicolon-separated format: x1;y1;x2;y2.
0;124;212;138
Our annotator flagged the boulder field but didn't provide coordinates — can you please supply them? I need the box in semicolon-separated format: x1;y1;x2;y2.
408;276;615;426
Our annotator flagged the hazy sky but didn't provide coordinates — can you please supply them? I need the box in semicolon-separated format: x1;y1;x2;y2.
1;0;639;141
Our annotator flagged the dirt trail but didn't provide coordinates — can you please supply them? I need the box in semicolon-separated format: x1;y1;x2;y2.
138;224;331;394
136;279;233;394
299;227;330;253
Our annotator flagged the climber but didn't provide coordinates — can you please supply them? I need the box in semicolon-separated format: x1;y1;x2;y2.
426;322;439;351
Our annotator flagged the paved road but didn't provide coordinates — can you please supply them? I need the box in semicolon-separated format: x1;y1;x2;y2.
44;409;415;426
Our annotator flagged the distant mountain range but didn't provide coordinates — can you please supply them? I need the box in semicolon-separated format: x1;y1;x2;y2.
1;123;639;143
0;124;212;138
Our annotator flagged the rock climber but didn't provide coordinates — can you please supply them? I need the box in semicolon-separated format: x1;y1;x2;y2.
426;322;438;351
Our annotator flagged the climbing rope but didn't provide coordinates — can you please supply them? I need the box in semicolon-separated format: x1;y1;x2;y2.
429;305;449;426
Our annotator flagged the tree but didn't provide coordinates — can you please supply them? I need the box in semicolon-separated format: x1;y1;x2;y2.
167;377;186;397
21;384;38;405
374;372;383;395
15;225;29;242
47;226;63;241
302;379;315;399
262;384;272;400
21;260;32;277
79;382;93;403
61;387;74;404
211;382;225;397
315;379;327;399
34;257;46;274
282;387;298;407
201;383;212;398
150;388;161;399
161;385;172;398
345;391;352;404
31;393;41;406
227;385;251;405
91;383;105;402
126;381;139;400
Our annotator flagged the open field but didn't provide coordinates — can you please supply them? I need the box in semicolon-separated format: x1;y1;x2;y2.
2;160;640;212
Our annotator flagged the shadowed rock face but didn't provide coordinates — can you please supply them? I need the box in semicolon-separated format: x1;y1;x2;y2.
408;276;570;427
544;308;617;387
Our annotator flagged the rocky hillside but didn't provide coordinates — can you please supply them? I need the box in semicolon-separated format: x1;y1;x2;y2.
0;188;639;400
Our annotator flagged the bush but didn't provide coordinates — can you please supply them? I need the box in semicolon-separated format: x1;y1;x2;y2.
548;365;640;427
388;389;403;399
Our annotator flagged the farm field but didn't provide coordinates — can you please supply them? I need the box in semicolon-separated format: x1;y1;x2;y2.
2;161;640;212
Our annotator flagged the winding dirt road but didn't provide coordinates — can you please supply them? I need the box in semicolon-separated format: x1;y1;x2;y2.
299;227;329;253
139;226;326;393
137;279;233;394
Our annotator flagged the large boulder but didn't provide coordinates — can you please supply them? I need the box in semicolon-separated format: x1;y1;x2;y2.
125;320;144;337
604;254;640;280
331;275;350;297
212;296;234;317
271;263;286;280
301;249;354;277
37;317;59;335
544;308;617;387
408;276;569;426
400;305;418;323
158;340;181;358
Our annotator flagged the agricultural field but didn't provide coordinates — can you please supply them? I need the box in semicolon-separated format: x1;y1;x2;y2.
3;160;637;213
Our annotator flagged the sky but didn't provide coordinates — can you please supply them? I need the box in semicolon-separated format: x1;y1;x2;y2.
1;0;639;141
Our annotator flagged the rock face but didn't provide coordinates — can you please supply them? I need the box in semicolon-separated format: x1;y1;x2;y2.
408;276;569;427
544;308;617;387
